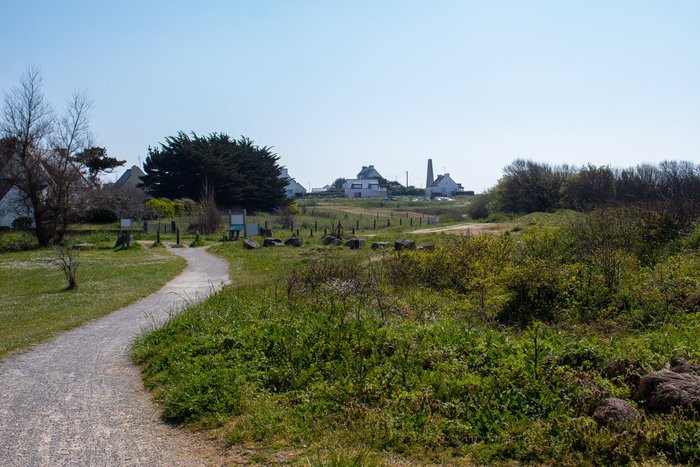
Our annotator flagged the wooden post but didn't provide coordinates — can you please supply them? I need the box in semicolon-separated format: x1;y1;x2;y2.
156;228;160;244
352;227;355;235
399;218;402;226
310;229;313;237
387;219;391;227
296;229;300;237
420;217;422;226
373;219;376;229
314;220;318;231
176;228;180;245
410;218;413;226
356;219;359;229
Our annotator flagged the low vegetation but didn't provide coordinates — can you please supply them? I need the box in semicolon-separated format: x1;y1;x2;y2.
134;207;700;464
0;244;185;358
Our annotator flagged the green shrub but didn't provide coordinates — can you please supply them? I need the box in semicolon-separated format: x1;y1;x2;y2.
0;231;38;251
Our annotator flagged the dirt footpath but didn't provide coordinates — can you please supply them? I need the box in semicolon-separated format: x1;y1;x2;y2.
410;222;515;235
0;246;232;466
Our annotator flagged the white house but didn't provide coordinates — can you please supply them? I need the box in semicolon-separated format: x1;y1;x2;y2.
311;184;333;193
344;179;387;198
279;168;307;198
425;173;463;197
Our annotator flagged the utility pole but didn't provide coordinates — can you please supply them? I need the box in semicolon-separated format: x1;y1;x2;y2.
406;171;409;187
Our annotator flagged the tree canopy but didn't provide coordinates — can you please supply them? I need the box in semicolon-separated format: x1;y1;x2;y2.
485;159;700;223
141;132;288;212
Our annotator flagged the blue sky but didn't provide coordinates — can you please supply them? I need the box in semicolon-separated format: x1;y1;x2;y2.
2;1;699;192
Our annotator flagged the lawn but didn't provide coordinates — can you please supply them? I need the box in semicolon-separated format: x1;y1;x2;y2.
0;245;186;358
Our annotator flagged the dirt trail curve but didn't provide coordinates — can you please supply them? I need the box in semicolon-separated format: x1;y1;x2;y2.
0;246;231;466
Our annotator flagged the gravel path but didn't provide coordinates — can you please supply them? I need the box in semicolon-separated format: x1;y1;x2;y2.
0;246;231;466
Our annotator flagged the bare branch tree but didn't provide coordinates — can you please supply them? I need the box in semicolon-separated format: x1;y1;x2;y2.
1;67;121;245
1;66;55;244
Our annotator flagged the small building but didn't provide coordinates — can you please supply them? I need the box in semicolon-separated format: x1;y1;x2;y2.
111;165;145;192
425;173;463;197
279;168;307;198
311;184;333;193
356;165;383;180
344;179;387;198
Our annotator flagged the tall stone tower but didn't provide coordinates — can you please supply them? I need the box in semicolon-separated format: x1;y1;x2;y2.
426;158;434;188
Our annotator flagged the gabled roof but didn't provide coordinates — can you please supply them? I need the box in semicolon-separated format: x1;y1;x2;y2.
113;165;145;190
0;180;12;200
429;174;449;188
357;165;383;179
0;156;13;199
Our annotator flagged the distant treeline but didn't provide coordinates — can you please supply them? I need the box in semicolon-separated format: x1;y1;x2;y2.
470;160;700;222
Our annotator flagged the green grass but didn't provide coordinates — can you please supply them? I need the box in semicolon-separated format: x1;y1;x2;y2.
133;207;700;464
0;245;186;358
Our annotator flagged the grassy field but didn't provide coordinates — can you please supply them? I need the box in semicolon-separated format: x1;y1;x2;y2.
132;204;700;464
0;245;186;358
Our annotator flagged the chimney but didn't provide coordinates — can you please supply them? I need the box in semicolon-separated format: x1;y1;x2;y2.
426;159;434;188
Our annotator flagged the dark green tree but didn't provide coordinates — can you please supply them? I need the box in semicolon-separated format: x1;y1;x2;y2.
140;132;287;211
73;147;125;184
332;178;346;191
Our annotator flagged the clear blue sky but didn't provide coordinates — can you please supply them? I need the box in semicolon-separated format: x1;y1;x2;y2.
2;1;699;192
